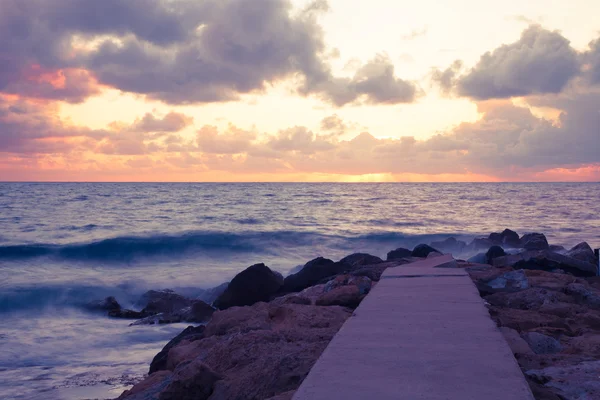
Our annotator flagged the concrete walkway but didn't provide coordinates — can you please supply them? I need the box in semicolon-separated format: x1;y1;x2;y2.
293;254;534;400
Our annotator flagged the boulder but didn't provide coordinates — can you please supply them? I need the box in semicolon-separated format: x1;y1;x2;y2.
500;229;521;247
214;263;283;310
86;296;121;313
522;332;563;354
411;244;440;258
316;285;364;308
485;270;529;293
488;232;503;244
121;302;352;400
493;250;598;277
526;361;600;400
197;282;229;305
282;257;347;293
467;253;488;264
139;289;193;315
130;300;215;326
520;233;549;251
150;325;206;374
485;288;569;311
486;245;507;264
430;237;467;254
567;242;597;265
324;275;372;295
564;283;600;309
465;238;494;252
338;253;383;268
108;308;149;319
386;247;412;260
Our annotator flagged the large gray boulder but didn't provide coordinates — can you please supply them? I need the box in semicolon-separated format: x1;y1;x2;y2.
282;257;347;293
214;263;284;309
520;233;549;251
567;242;597;265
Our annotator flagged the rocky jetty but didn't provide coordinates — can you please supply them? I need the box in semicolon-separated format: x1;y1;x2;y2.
104;230;598;400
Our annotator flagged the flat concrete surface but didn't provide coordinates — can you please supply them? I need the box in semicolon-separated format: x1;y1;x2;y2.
293;256;534;400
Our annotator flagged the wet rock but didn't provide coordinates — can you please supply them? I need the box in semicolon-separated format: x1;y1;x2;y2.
150;325;206;374
338;253;383;268
197;282;229;305
493;250;598;277
499;327;533;355
549;245;566;253
520;233;549;251
465;238;494;252
486;245;506;264
500;229;521;247
270;284;326;306
488;232;503;244
430;237;466;254
123;302;351;400
567;242;597;265
386;247;412;260
139;289;192;315
282;257;347;293
411;244;440;258
214;263;283;310
86;296;121;313
108;309;149;319
467;252;488;264
522;332;563;354
265;391;295;400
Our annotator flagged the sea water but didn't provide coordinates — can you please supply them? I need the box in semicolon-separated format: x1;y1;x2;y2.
1;182;599;399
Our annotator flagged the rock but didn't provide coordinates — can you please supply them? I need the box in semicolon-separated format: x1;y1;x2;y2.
526;361;600;400
139;289;193;315
520;233;549;250
108;308;149;319
161;359;222;400
386;247;412;260
467;252;488;264
270;284;326;307
282;257;347;293
338;253;383;268
500;229;521;247
427;251;443;258
486;245;506;264
485;287;570;311
214;263;283;310
86;296;121;313
197;282;229;305
564;283;600;309
411;244;440;258
549;245;566;253
324;275;372;295
485;270;529;293
465;238;494;252
150;325;206;374
493;250;598;277
117;370;172;399
567;242;597;265
499;327;533;355
488;232;503;244
182;300;216;322
350;265;388;281
522;332;562;354
430;237;467;254
265;391;296;400
122;302;352;400
316;285;363;308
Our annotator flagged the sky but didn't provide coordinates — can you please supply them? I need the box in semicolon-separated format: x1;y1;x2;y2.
0;0;599;182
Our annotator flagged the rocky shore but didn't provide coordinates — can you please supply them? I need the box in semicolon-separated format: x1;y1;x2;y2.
91;230;598;400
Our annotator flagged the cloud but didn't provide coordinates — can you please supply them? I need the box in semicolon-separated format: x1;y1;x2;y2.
435;25;581;99
197;125;257;154
0;0;417;106
401;27;428;41
130;112;193;133
307;54;418;106
584;36;600;85
431;60;462;95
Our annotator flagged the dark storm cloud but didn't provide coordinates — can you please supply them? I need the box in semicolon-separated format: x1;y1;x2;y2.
0;0;416;106
434;26;581;99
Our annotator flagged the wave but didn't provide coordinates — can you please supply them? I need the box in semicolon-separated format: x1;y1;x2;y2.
0;230;472;263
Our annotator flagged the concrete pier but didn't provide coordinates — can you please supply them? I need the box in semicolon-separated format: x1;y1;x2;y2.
293;254;535;400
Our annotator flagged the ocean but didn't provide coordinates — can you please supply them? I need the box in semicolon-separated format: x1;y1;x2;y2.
1;182;599;399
